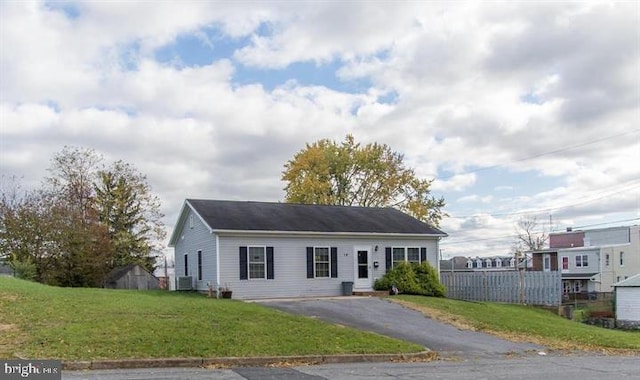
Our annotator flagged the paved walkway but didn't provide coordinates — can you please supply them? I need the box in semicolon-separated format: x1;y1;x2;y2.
259;297;544;357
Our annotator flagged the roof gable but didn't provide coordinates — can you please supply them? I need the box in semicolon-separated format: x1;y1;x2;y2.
173;199;446;241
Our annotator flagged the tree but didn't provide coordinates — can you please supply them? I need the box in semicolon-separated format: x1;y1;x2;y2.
94;160;165;272
514;216;549;252
282;135;446;226
0;147;164;286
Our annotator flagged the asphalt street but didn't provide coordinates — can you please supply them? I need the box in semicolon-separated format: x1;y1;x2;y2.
62;355;640;380
259;297;543;357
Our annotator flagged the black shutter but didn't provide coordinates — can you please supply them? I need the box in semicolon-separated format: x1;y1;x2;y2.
330;247;338;278
385;247;392;273
306;247;314;278
420;247;427;264
239;246;248;280
266;247;274;280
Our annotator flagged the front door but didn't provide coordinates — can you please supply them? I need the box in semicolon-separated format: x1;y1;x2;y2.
354;247;372;290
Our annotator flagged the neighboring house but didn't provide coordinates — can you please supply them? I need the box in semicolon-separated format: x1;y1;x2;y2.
530;225;640;297
440;256;518;272
104;264;160;290
168;199;447;300
613;273;640;329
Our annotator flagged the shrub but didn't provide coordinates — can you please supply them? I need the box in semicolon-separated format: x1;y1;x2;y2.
414;262;445;297
374;261;445;297
11;259;37;281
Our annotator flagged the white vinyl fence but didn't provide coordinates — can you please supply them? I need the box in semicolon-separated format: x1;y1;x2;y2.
440;271;562;306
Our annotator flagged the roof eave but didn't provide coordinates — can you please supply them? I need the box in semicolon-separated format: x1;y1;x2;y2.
212;229;447;238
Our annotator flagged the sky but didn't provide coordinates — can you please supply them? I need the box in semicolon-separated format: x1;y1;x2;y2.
1;1;639;261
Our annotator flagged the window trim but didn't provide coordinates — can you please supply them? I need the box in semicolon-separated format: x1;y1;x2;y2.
390;246;422;268
575;254;588;268
248;245;267;280
561;256;568;271
313;246;331;278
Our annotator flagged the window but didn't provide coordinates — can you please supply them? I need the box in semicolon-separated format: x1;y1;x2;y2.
466;260;473;269
407;248;420;264
392;248;405;268
575;255;588;267
306;247;337;278
605;253;610;266
391;247;422;268
563;281;571;294
562;256;568;270
240;246;274;280
315;247;330;277
543;254;551;272
620;252;625;267
496;259;502;268
248;246;266;279
197;250;202;281
189;214;194;229
184;253;188;277
509;258;516;267
573;280;582;293
486;259;493;268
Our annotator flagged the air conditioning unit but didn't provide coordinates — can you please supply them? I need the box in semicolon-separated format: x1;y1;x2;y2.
176;276;193;291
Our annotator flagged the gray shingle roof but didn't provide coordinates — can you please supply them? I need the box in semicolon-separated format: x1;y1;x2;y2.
186;199;447;235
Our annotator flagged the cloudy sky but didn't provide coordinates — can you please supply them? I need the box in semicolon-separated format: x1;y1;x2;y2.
1;1;638;260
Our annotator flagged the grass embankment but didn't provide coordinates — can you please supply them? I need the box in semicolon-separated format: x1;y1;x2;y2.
0;277;422;360
395;295;640;352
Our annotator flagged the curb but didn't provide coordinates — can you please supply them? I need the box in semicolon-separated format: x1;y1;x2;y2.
63;351;437;371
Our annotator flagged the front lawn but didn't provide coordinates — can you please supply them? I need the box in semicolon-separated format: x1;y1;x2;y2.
0;277;422;360
395;295;640;351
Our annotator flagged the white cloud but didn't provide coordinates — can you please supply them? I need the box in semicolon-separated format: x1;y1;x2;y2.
1;1;638;259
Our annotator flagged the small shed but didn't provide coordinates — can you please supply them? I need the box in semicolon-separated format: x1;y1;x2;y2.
104;264;160;290
0;259;13;276
613;273;640;330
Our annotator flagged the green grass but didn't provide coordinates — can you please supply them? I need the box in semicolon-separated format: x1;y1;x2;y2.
0;277;422;360
396;295;640;351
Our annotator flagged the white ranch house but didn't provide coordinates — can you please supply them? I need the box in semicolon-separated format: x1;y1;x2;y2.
168;199;447;299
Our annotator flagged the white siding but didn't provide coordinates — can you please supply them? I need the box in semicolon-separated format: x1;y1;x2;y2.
616;287;640;322
558;249;600;274
172;208;217;291
585;227;630;246
217;234;440;300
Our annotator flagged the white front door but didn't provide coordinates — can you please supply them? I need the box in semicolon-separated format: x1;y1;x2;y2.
354;246;372;290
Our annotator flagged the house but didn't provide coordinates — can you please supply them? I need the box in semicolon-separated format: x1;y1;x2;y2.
104;264;160;290
613;273;640;330
530;225;640;298
440;255;518;271
168;199;447;299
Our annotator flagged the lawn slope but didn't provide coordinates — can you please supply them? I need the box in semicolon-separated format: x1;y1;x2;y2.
0;277;422;360
396;295;640;352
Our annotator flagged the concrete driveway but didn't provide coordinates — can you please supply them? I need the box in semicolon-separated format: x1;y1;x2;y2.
259;297;543;357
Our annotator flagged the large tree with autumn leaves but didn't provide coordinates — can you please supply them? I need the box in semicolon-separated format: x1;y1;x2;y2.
282;135;446;227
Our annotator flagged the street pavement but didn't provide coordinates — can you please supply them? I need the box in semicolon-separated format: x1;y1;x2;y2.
62;355;640;379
